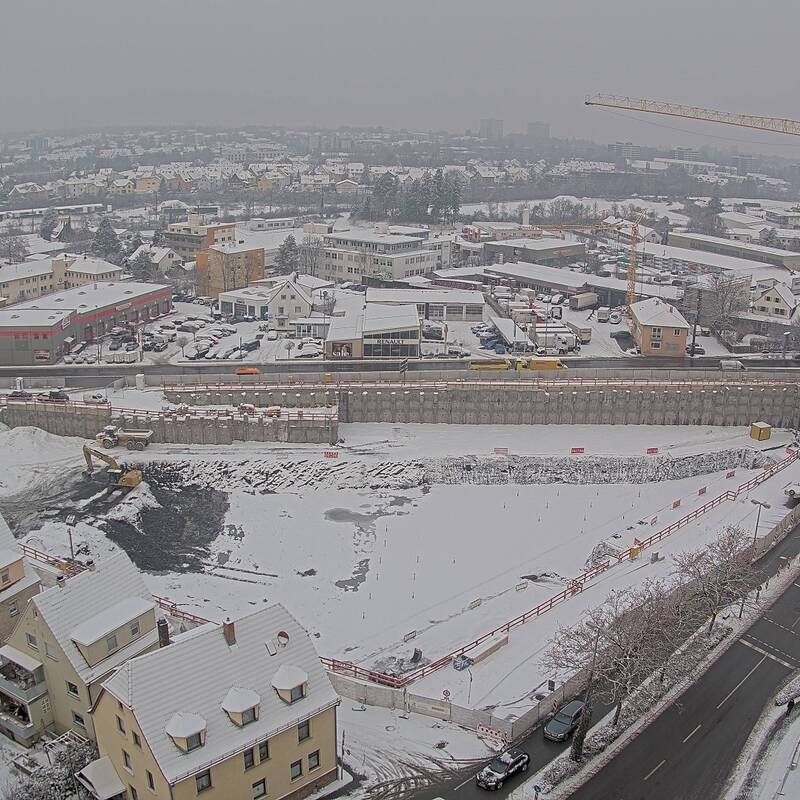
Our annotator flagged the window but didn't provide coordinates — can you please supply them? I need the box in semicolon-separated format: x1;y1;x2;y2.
44;642;56;660
1;570;8;585
130;621;140;638
42;696;51;714
66;681;80;698
117;715;126;734
130;787;138;800
133;731;141;748
309;750;320;771
123;750;132;771
672;328;682;336
290;684;305;703
243;748;255;770
106;634;119;653
195;769;212;793
146;771;155;791
258;740;269;762
252;779;267;799
242;706;257;725
651;341;661;349
9;601;18;617
26;632;38;650
298;719;310;742
186;733;203;752
290;760;303;780
651;327;662;340
72;711;85;728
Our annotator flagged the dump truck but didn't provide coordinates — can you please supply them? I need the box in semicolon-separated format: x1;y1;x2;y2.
82;445;142;491
95;425;153;450
569;292;599;311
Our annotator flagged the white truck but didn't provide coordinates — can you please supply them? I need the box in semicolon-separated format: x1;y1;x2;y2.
597;307;611;323
569;292;599;311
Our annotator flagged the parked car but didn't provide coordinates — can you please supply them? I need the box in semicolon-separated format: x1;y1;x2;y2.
609;311;622;324
124;342;138;352
143;340;154;351
543;699;585;742
609;329;629;339
475;749;530;790
453;654;473;671
107;339;122;351
36;390;69;403
8;389;32;400
241;339;260;352
686;343;706;355
152;341;168;352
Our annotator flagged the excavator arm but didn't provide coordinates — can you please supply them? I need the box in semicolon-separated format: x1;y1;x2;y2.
82;445;121;474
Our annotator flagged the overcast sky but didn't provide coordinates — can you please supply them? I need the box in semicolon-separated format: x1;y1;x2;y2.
3;0;800;153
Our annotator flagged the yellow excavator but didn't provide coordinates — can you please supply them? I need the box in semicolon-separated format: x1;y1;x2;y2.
82;445;142;492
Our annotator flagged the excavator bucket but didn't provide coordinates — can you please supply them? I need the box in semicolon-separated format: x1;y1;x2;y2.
118;470;143;489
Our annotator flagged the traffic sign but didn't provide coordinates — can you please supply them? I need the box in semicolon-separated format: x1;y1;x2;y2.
443;689;451;700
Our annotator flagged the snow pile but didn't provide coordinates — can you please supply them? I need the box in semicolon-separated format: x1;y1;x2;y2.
135;448;769;495
103;482;162;524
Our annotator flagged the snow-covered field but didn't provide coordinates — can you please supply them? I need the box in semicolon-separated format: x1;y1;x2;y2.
2;421;796;722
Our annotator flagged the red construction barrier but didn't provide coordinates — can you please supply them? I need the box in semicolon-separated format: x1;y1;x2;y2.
493;447;509;455
672;499;681;509
698;486;707;496
646;447;659;455
571;447;585;455
726;470;736;479
323;451;339;459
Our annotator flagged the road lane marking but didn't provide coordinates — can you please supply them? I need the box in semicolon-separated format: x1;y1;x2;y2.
682;724;702;743
763;617;799;636
643;759;666;781
741;637;797;669
717;655;767;709
453;775;475;791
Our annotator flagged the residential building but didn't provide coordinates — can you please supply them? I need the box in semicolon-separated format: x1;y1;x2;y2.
134;174;164;195
322;231;437;282
752;282;798;320
218;279;313;329
364;288;485;321
608;142;641;161
483;238;585;267
629;297;690;356
129;245;181;275
162;216;236;261
242;218;296;233
196;243;265;299
79;606;339;800
1;553;160;746
8;183;49;206
603;216;660;244
110;179;135;196
765;208;800;229
0;512;41;645
668;231;800;269
672;146;700;161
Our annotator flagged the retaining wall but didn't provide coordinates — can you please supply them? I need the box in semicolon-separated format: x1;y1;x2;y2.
1;402;112;437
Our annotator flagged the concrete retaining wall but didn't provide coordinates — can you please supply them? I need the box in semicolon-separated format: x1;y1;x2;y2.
1;402;112;437
336;383;800;428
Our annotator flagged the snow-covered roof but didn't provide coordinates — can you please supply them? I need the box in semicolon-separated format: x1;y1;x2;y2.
221;687;261;714
166;711;207;739
33;552;157;684
0;260;52;282
629;297;690;329
101;605;338;785
0;547;21;571
485;237;585;252
76;756;126;800
670;231;800;259
71;597;155;647
366;288;485;306
363;303;420;334
270;664;308;692
0;307;74;329
13;281;170;316
62;255;122;275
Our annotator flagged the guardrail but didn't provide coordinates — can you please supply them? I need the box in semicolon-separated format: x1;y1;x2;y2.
152;595;213;626
323;448;799;689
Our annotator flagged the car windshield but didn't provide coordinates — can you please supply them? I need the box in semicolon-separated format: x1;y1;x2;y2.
487;759;507;774
553;712;572;725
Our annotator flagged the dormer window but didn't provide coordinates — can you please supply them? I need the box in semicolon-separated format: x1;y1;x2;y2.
290;685;305;703
271;665;308;705
221;687;260;727
166;712;207;753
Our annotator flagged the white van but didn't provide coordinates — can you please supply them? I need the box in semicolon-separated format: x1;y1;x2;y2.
550;293;564;306
720;359;746;372
597;307;611;322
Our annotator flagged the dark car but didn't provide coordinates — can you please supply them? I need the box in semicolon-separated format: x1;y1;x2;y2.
36;390;69;403
107;339;122;351
686;343;706;355
475;748;530;790
142;340;154;351
609;329;629;339
124;342;138;352
8;389;32;400
543;699;585;742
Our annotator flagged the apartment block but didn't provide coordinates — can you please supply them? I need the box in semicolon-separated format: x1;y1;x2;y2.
322;231;436;282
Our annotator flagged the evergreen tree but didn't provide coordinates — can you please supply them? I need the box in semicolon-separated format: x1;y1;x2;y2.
274;234;300;273
38;208;59;241
760;227;780;248
130;250;156;281
91;218;122;263
373;173;398;216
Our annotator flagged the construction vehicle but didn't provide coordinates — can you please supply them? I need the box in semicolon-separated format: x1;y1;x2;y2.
95;425;153;450
82;445;142;492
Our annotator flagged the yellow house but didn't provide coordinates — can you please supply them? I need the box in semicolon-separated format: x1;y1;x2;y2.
1;552;160;746
79;606;340;800
0;513;41;644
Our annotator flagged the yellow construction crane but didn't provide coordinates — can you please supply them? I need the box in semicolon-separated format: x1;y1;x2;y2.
584;94;800;137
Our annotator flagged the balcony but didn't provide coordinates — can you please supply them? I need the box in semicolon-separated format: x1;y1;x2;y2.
0;705;36;741
0;646;48;703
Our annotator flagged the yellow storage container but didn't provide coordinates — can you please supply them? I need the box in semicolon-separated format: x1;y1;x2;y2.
750;422;772;441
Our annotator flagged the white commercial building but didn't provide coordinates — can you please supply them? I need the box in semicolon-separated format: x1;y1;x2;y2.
364;288;485;321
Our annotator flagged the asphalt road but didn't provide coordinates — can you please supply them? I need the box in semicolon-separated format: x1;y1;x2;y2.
1;355;799;384
407;522;800;800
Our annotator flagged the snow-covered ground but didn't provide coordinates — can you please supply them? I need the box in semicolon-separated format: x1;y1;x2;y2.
3;421;795;721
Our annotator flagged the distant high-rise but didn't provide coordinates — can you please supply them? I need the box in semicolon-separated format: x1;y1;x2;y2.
672;146;700;161
608;141;641;160
479;118;504;142
733;154;756;174
526;121;550;141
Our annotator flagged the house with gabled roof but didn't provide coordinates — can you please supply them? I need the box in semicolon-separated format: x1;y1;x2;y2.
1;552;160;745
79;606;339;800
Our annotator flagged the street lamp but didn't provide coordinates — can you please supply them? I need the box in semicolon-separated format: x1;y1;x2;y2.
783;331;791;360
65;513;77;560
751;498;770;549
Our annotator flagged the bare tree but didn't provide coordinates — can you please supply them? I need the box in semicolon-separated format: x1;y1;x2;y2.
0;231;29;263
672;526;755;634
299;233;325;277
283;340;295;360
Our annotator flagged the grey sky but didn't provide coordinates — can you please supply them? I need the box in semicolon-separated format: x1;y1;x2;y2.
3;0;800;152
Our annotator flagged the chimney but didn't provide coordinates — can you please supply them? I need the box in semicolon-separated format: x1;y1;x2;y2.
56;575;65;589
85;559;95;572
223;617;236;646
157;618;171;648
